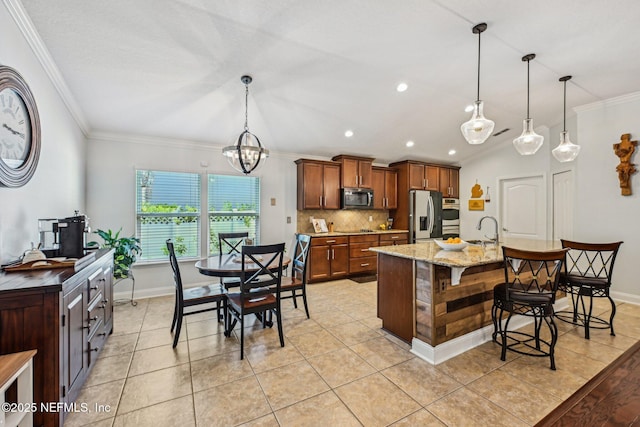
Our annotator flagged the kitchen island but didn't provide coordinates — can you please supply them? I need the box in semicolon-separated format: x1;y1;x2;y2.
370;239;562;364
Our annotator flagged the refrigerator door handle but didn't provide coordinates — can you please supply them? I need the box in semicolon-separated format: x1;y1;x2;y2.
427;195;434;235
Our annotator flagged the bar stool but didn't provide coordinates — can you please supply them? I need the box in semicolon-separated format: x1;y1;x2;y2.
556;240;623;339
492;246;568;370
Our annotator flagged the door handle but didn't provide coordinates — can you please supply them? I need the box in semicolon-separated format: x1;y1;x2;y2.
502;227;509;232
332;249;335;259
327;250;330;260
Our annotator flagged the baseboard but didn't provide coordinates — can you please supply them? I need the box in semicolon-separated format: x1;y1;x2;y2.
411;297;570;365
611;291;640;306
113;285;173;302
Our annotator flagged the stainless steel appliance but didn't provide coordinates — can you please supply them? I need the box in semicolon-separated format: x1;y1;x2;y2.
341;188;374;209
442;198;460;239
38;212;91;258
409;190;443;242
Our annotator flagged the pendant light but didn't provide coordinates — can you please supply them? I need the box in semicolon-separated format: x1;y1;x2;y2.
222;75;269;174
552;76;581;162
461;23;495;145
513;54;544;155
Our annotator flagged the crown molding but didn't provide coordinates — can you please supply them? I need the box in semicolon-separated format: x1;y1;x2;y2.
574;91;640;113
3;0;90;135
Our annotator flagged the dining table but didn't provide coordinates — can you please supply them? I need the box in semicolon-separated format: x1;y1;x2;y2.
195;253;291;278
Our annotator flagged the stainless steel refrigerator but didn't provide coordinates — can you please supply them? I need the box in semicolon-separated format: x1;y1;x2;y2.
409;190;443;243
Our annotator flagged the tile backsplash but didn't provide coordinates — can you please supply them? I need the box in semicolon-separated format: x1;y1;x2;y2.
297;210;392;233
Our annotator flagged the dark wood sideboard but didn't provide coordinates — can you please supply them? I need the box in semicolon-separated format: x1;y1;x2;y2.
0;249;114;427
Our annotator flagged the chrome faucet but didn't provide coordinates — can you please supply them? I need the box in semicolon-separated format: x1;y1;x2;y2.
477;216;499;245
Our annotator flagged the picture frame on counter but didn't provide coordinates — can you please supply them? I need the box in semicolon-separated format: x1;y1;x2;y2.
312;218;328;233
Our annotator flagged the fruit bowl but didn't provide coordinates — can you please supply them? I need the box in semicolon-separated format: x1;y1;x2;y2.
434;239;468;251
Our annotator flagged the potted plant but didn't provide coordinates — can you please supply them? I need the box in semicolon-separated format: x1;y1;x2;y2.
89;228;142;279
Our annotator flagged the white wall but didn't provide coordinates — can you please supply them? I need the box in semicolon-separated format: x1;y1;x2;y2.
0;3;86;263
573;93;640;300
86;133;299;298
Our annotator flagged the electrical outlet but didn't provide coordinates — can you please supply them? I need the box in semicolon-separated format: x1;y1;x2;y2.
286;216;291;224
368;216;373;222
270;198;276;206
310;216;314;223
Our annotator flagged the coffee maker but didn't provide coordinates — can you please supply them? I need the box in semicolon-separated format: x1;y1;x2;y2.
39;211;91;258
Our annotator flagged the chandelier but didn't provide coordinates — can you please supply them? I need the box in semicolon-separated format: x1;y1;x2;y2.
222;75;269;174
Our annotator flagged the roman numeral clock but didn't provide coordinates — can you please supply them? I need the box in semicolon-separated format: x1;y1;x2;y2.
0;65;40;187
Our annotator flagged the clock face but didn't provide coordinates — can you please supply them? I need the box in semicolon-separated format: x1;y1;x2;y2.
0;87;31;169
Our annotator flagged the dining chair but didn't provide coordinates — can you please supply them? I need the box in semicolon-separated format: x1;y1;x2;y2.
167;239;227;348
492;246;568;370
556;240;623;339
280;233;312;318
224;243;285;360
217;232;249;290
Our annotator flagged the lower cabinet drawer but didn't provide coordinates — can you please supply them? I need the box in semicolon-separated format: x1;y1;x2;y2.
87;294;105;338
349;256;377;273
87;324;107;367
349;242;378;258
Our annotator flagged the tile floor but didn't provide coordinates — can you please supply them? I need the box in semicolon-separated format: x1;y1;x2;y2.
64;279;640;427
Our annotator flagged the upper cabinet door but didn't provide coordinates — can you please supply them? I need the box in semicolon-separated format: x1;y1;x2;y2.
424;165;439;191
385;169;398;209
358;159;373;188
371;168;385;209
408;163;425;190
341;158;359;187
299;162;323;209
332;155;374;189
322;163;342;209
439;167;460;198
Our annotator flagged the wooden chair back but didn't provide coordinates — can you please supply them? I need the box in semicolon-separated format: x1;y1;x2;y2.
239;243;285;301
501;246;568;302
560;239;623;283
166;239;184;305
290;234;311;283
219;232;249;255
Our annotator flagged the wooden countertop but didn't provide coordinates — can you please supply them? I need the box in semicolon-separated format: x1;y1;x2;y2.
0;249;112;293
302;229;409;238
370;238;561;268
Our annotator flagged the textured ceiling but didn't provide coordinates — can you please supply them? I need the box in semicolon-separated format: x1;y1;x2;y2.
18;0;640;165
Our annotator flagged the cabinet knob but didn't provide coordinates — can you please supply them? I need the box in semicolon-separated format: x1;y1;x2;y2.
102;299;109;304
91;347;99;352
360;263;369;267
90;285;99;290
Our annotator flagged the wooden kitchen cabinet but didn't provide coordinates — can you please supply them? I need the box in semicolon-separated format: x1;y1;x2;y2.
379;232;409;246
372;166;398;209
0;249;114;427
295;159;341;210
407;161;439;191
348;234;379;274
332;155;374;188
439;166;460;198
308;236;349;282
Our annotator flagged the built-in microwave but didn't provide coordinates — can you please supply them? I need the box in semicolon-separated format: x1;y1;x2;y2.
341;188;374;209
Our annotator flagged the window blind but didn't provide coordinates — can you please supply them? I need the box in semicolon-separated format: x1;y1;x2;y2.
136;170;201;261
208;174;260;255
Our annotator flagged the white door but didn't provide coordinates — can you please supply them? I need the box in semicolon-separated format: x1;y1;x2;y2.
552;170;574;241
499;175;546;240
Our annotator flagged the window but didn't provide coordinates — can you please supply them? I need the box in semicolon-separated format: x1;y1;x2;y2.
136;170;200;261
208;174;260;254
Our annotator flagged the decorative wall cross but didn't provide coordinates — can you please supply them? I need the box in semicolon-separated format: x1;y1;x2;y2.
613;133;637;196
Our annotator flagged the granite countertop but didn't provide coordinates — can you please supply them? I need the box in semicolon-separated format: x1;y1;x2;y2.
370;238;562;268
302;229;409;238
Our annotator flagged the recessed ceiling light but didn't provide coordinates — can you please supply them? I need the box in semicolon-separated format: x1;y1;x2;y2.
344;130;354;138
396;82;408;92
464;105;474;112
448;149;457;156
406;140;415;147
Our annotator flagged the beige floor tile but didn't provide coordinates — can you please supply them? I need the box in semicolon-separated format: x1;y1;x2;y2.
112;310;145;336
85;352;133;387
185;309;219;323
382;358;462;406
350;336;414;370
359;316;383;330
117;364;192;415
128;341;189;376
238;413;280;427
245;339;305;373
616;302;640;318
556;332;624;364
62;379;123;427
327;320;381;345
551;345;607;380
100;332;138;358
275;391;361;427
467;369;563;424
186;317;226;339
140;310;173;331
191;350;254;392
188;331;240;361
500;355;588;400
427;387;528;427
313;310;356;328
391;409;446;426
281;316;323;337
611;312;640;339
256;360;330;410
112;395;195;427
346;303;377;320
307;347;376;387
288;329;346;357
564;324;638;350
194;376;271;426
136;327;184;350
435;347;506;385
335;373;421;427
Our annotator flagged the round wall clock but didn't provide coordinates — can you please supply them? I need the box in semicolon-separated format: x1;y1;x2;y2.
0;65;41;187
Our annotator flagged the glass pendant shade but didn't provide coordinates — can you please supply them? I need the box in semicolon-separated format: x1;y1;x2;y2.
222;75;268;174
552;130;580;162
552;75;580;162
461;100;495;145
222;130;269;174
513;118;544;155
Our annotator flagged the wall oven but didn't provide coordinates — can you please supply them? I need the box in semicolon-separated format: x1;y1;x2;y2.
341;188;374;209
442;198;460;239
